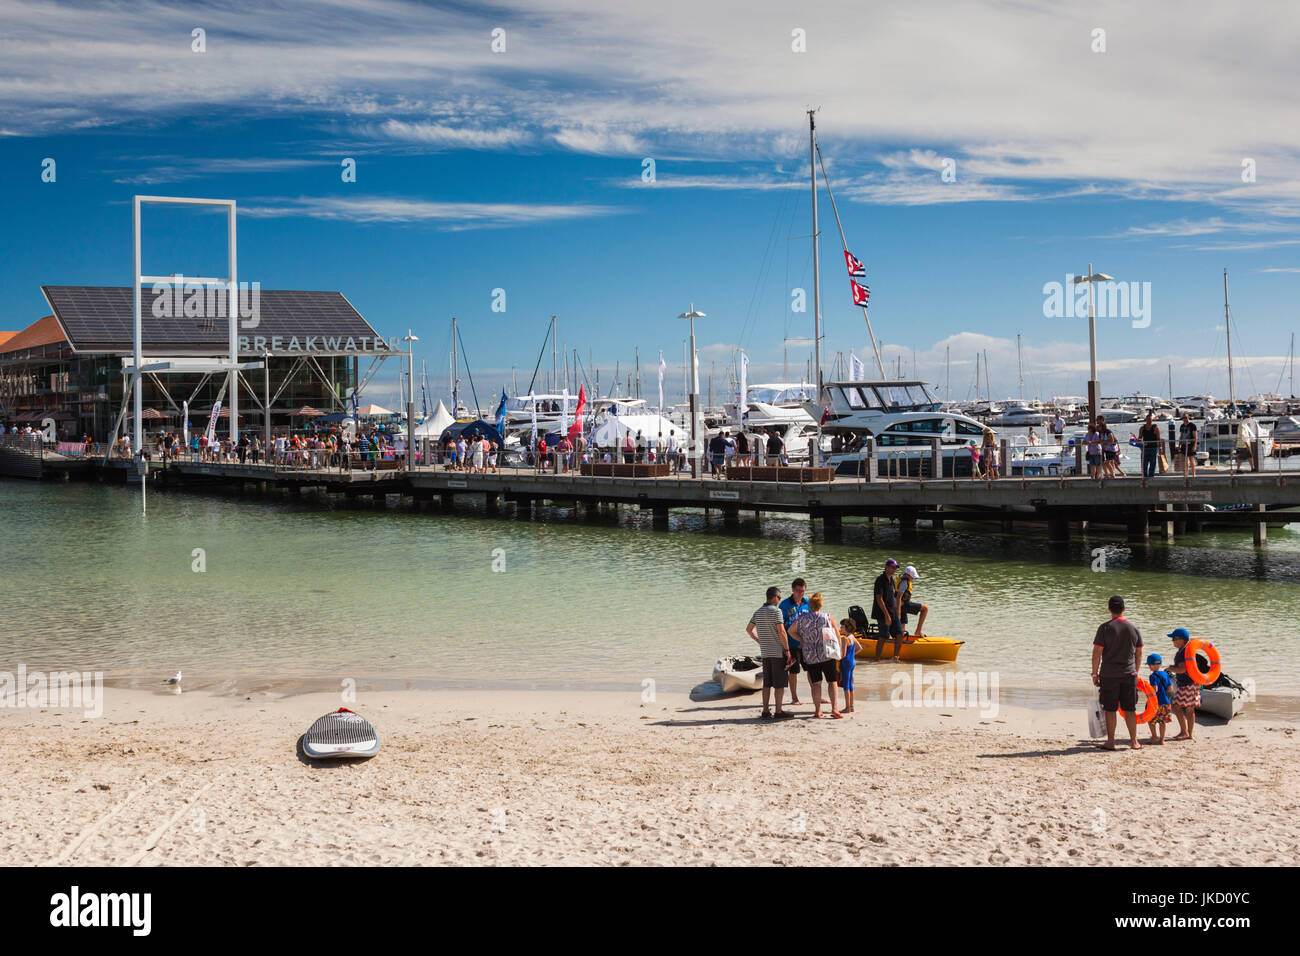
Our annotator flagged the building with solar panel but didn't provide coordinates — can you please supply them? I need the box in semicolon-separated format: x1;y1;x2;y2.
0;286;396;442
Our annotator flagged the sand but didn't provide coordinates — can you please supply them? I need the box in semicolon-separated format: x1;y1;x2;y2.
1;686;1296;866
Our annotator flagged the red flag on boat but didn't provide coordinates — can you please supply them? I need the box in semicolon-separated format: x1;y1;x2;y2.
820;406;832;425
568;384;586;440
844;250;866;277
850;279;871;307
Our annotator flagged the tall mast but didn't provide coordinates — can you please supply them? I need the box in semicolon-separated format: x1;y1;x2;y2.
1224;269;1235;412
1291;332;1295;398
984;349;992;404
451;316;459;413
808;109;823;465
551;315;557;396
1017;333;1024;400
945;345;951;404
635;346;640;400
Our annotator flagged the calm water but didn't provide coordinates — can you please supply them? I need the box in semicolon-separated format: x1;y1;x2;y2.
2;479;1299;700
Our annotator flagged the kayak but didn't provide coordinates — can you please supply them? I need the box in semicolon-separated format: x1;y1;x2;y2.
853;634;964;663
713;655;763;693
1195;672;1248;721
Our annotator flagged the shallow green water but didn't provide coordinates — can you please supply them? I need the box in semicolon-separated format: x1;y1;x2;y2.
1;479;1298;699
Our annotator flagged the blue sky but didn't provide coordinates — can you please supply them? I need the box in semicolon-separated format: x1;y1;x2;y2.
3;0;1299;407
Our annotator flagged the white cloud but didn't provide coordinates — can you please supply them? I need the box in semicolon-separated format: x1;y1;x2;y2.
240;195;623;228
377;120;531;150
4;0;1300;216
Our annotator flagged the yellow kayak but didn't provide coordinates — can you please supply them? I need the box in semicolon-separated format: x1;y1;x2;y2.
853;634;964;663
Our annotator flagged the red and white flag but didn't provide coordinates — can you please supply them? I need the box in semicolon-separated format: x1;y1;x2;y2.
567;384;586;440
844;250;866;277
850;279;871;307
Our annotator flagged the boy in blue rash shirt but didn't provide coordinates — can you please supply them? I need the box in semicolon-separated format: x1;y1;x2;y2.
778;578;809;705
1146;653;1173;745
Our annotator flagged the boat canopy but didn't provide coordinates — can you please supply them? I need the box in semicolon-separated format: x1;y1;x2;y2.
592;413;676;445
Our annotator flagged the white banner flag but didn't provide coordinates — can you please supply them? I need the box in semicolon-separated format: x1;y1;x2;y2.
204;400;222;445
849;351;866;381
528;393;537;444
561;387;570;436
182;400;190;447
658;351;666;416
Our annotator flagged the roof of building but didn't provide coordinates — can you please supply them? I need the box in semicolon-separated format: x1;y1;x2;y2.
39;286;383;355
0;315;68;355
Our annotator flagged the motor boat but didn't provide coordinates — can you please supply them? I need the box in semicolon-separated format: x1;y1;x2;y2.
823;405;990;478
1200;417;1270;460
991;401;1050;427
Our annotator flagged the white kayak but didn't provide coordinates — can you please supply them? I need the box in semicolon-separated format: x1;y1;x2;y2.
713;656;763;694
1196;684;1247;721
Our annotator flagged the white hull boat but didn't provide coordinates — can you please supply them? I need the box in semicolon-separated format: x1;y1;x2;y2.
713;655;763;694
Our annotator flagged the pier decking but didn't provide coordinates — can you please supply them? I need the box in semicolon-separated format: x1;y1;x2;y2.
60;455;1300;547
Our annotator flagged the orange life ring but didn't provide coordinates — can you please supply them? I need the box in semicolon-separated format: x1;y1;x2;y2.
1184;638;1222;685
1119;678;1158;724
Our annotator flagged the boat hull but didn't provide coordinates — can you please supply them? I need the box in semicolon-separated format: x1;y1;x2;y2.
853;635;963;662
1196;686;1245;720
713;657;764;693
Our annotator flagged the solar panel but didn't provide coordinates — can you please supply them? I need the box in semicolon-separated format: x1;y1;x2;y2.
40;287;382;353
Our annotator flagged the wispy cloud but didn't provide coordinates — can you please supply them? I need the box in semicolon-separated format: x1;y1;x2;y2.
240;195;624;229
377;120;532;150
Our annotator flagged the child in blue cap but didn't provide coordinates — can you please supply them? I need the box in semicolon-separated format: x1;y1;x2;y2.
1146;653;1173;745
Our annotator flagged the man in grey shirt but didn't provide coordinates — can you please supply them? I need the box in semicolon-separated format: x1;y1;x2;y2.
747;586;794;720
1091;595;1145;751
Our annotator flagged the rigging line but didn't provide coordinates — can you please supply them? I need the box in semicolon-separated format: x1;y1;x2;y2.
523;318;552;397
574;350;593;393
738;157;803;352
456;322;481;415
815;141;886;379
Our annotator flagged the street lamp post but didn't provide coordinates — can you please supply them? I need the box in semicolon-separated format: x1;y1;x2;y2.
1073;264;1112;426
403;329;419;470
678;304;705;477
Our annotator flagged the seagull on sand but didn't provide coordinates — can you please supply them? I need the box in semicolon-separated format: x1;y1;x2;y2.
163;671;182;685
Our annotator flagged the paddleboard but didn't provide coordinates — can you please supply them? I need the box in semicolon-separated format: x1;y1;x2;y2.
301;707;381;759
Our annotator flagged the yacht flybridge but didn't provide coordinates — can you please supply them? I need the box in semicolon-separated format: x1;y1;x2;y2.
815;380;944;427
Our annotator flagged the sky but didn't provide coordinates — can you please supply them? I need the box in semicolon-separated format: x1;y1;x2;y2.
3;0;1300;409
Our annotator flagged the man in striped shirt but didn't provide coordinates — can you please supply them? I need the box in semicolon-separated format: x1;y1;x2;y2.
747;586;795;719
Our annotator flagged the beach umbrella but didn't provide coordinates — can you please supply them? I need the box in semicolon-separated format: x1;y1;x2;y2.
140;408;168;420
290;405;324;417
357;403;395;417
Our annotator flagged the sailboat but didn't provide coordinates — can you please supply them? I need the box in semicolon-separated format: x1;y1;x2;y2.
1200;270;1270;462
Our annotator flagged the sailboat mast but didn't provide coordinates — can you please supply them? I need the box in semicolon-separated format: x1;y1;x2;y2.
451;316;459;413
551;315;557;396
808;109;823;466
984;349;992;405
1224;269;1235;411
1017;333;1024;400
946;345;951;404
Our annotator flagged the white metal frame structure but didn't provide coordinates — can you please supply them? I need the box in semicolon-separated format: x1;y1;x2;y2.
133;196;241;462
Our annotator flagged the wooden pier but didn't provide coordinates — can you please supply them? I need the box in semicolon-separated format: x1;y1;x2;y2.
45;455;1296;547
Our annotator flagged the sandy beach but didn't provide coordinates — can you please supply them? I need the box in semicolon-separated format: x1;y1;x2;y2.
1;686;1296;866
